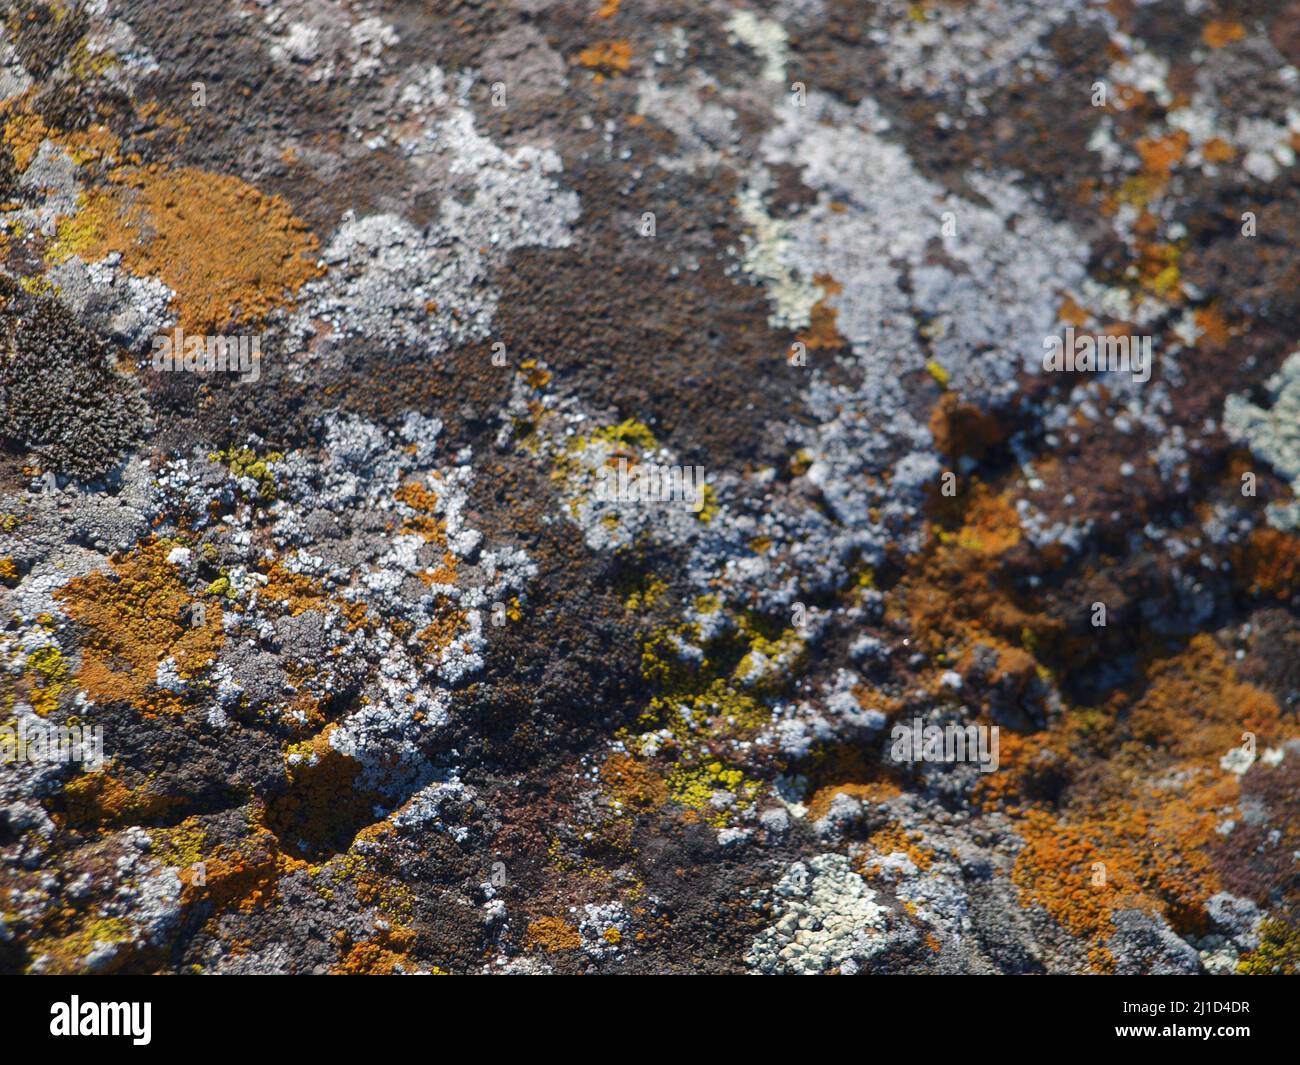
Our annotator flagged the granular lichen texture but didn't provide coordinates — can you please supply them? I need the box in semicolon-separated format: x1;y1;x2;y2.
0;0;1298;985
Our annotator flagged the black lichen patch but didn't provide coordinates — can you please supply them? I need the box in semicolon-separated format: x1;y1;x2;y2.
0;274;147;479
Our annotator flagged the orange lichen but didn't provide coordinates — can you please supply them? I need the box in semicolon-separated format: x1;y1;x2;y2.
597;0;622;17
1011;795;1222;969
526;916;582;952
3;111;49;171
1136;131;1189;177
1193;306;1231;345
419;550;459;587
953;486;1021;556
196;822;308;914
331;926;419;974
1201;137;1235;164
578;40;632;80
863;821;934;873
53;164;322;331
54;122;121;168
259;559;366;629
415;607;466;654
992;635;1292;967
1202;20;1246;49
395;481;446;543
55;539;224;715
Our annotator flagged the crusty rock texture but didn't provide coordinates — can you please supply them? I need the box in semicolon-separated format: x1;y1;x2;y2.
0;0;1298;975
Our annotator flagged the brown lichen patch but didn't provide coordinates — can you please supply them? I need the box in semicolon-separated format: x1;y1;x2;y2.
1235;528;1300;600
1126;633;1284;762
51;164;322;331
55;539;224;715
1058;294;1090;328
797;274;846;351
893;520;1050;662
602;751;669;811
928;393;1010;462
59;768;179;830
577;40;632;80
526;915;582;952
266;724;379;858
1201;137;1235;164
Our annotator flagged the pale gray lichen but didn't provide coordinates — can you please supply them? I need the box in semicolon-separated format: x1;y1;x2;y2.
746;852;890;974
1224;350;1300;530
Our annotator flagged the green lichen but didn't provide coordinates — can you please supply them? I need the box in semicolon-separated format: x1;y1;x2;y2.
209;446;284;501
27;645;72;715
667;759;760;825
589;418;658;452
1237;919;1300;975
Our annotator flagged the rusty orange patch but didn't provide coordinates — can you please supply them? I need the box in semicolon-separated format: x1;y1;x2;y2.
1202;20;1246;49
54;165;322;332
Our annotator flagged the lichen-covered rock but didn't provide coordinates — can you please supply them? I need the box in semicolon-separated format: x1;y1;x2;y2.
0;0;1297;977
